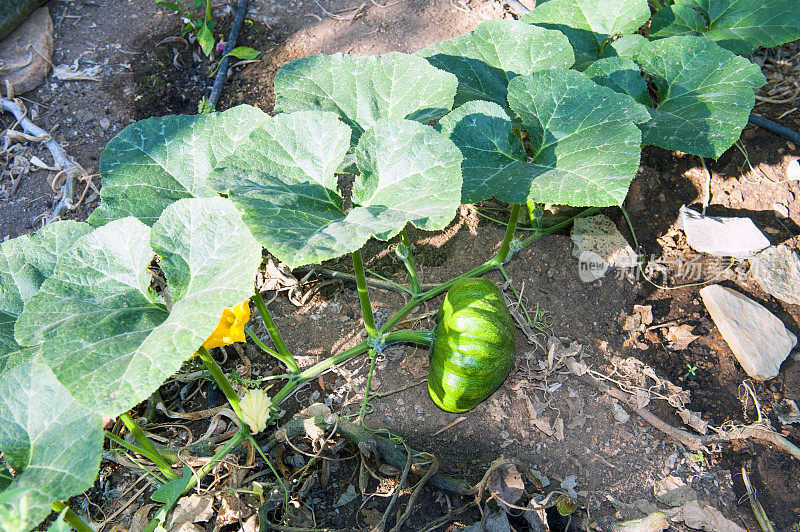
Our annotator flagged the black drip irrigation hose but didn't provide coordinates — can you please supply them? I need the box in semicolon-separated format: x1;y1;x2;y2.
749;113;800;145
208;0;249;109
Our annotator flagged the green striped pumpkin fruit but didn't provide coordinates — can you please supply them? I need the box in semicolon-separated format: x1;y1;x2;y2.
428;278;516;413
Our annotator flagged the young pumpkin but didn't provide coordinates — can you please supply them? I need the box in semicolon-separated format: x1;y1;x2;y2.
428;278;516;413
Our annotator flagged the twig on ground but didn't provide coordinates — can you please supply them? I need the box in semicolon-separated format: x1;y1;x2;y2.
742;460;776;532
373;445;413;532
260;415;472;495
1;97;77;222
577;373;800;461
389;454;438;532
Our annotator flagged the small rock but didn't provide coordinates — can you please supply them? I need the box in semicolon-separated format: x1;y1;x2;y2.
571;214;637;281
0;7;53;94
700;285;797;380
786;159;800;181
775;400;800;425
99;117;111;130
678;206;769;258
752;245;800;305
773;202;790;219
333;484;358;508
610;402;629;423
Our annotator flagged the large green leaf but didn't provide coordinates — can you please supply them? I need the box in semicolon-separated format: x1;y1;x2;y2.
633;36;766;158
88;105;269;226
0;222;91;375
583;57;652;106
210;111;462;267
0;360;102;531
273;52;457;140
439;70;649;206
650;0;800;54
419;20;574;109
15;197;260;416
0;221;91;316
521;0;650;69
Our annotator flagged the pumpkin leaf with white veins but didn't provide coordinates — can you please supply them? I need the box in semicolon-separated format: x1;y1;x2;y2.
419;20;574;109
583;57;652;106
273;52;457;143
210;111;462;268
521;0;650;69
0;221;91;376
15;197;261;416
650;0;800;54
0;361;102;531
88;105;269;227
439;69;649;206
634;36;766;158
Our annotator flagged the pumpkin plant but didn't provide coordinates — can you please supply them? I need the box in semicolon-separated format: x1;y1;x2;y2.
0;0;775;528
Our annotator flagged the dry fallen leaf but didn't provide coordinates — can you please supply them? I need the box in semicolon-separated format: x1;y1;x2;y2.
553;417;565;441
489;464;525;511
215;493;249;526
614;511;670;532
678;408;709;435
634;305;653;326
666;324;699;350
665;500;746;532
167;494;213;529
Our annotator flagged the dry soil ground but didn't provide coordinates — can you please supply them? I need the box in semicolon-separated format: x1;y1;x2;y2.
2;0;799;530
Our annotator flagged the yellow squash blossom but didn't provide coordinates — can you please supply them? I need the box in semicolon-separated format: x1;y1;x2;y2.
195;300;251;354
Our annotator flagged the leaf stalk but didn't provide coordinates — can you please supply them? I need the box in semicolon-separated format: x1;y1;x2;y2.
245;325;299;374
50;501;93;532
197;346;242;417
397;228;422;295
352;249;377;338
118;414;178;481
252;290;298;372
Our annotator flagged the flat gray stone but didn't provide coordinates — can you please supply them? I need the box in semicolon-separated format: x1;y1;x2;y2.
678;206;769;258
0;7;52;94
700;285;796;381
753;245;800;305
570;214;637;281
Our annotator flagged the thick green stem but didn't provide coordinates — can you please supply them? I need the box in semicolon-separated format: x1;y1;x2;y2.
119;414;178;481
245;326;299;374
397;229;422;295
358;349;379;425
352;249;377;338
252;290;296;371
519;206;599;248
270;330;434;406
525;200;539;228
104;431;169;483
197;346;242;417
51;501;93;532
496;203;521;263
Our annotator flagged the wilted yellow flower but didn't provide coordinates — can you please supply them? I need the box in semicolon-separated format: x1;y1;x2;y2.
240;388;273;434
195;301;251;355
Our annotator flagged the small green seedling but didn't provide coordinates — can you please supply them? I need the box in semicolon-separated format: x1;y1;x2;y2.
157;0;216;56
683;364;698;380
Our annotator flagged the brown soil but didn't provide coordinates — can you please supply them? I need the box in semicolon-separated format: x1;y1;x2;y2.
3;0;799;530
